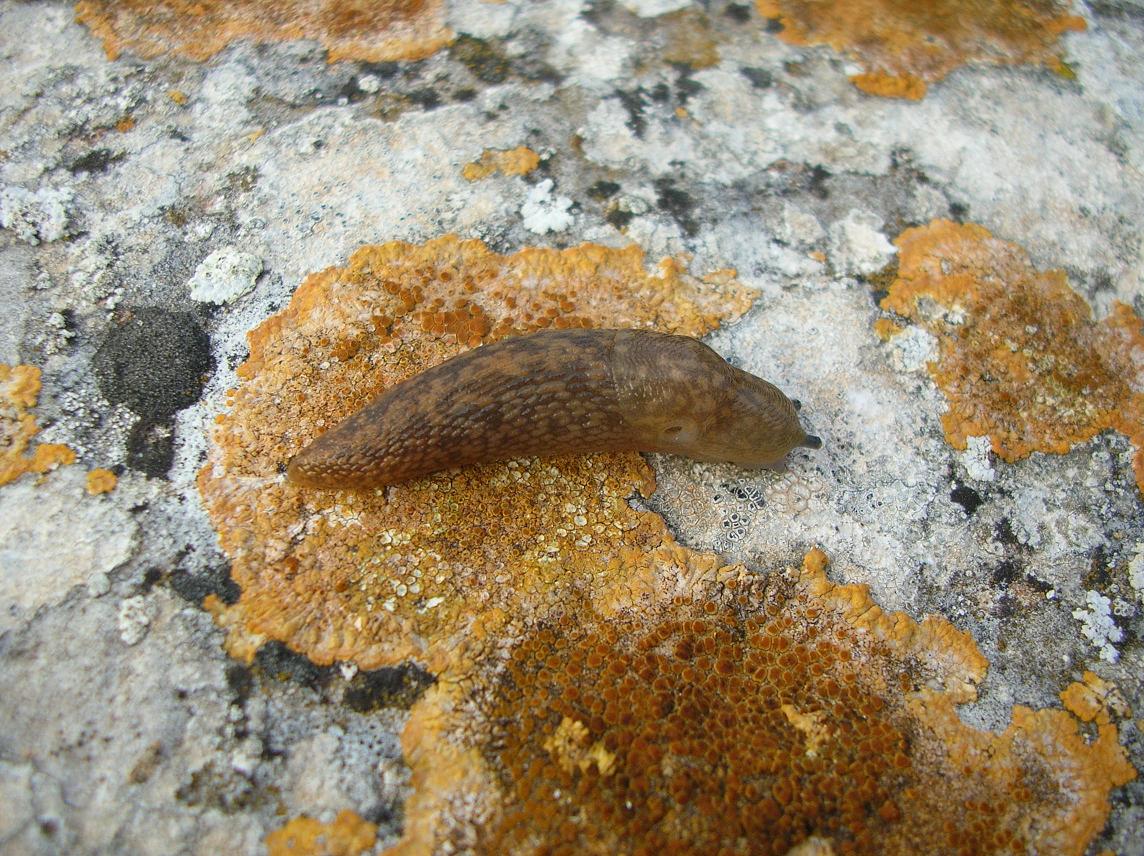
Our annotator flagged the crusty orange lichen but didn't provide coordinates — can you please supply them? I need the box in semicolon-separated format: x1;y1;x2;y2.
85;468;118;495
388;549;1134;856
266;810;377;856
1060;671;1131;726
878;219;1144;491
461;147;541;182
756;0;1086;99
198;235;755;672
74;0;453;63
1;364;76;487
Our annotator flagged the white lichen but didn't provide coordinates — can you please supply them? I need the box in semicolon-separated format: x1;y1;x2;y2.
521;179;574;234
0;184;72;244
188;247;263;304
117;595;154;646
961;436;996;483
1128;545;1144;601
889;325;938;373
827;209;897;276
1072;590;1123;663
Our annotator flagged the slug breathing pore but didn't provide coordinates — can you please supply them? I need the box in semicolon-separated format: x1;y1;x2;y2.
286;329;820;490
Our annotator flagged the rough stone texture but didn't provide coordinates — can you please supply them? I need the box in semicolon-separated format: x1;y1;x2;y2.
0;0;1142;854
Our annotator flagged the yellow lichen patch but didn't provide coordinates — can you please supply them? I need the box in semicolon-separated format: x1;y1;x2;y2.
1060;671;1131;726
85;468;118;495
756;0;1086;99
74;0;452;64
265;810;377;856
198;236;755;672
389;550;1134;856
462;147;541;182
1;364;76;487
879;219;1144;491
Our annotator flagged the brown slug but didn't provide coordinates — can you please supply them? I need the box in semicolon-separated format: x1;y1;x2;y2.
286;328;821;490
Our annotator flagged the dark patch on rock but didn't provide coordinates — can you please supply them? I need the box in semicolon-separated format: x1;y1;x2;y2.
126;419;176;477
992;559;1020;586
169;563;241;606
654;178;699;237
614;88;649;137
1083;544;1112;588
741;66;774;89
93;307;212;418
950;483;983;515
93;306;212;477
69;148;124;175
808;164;831;199
450;35;510;84
343;663;436;712
587;180;620;200
764;17;784;33
140;566;163;592
994;517;1021;546
675;72;704;104
949;200;969;221
605;206;634;229
453;87;477;102
226;663;255;705
406;88;442;110
725;3;752;22
254;641;337;692
650;82;671;103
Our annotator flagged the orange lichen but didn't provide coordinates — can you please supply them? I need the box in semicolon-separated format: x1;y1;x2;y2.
74;0;452;64
461;147;541;181
879;219;1144;491
198;235;755;672
1060;671;1131;726
389;550;1134;855
756;0;1086;98
85;468;118;495
265;810;377;856
1;364;76;487
872;318;903;341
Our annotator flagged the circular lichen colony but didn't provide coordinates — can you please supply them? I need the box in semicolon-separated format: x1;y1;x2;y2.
199;237;754;671
467;564;1128;856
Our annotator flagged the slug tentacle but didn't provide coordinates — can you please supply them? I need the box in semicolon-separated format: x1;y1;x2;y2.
286;329;818;490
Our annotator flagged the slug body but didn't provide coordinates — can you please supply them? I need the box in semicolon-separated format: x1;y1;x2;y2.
287;329;820;490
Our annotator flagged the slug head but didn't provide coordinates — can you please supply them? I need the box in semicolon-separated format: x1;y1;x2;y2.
611;331;819;467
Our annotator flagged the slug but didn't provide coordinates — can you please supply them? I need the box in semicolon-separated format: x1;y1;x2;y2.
287;328;821;490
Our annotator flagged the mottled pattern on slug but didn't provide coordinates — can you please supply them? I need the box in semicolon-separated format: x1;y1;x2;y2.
287;329;816;489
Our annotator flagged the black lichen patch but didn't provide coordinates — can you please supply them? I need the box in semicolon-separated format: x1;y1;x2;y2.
951;483;983;515
254;642;338;692
343;663;436;712
587;180;620;200
69;147;124;175
93;306;212;477
741;66;774;88
614;88;651;137
725;3;752;22
605;206;635;229
170;563;242;606
654;178;699;237
93;307;212;418
450;35;510;84
992;559;1020;586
